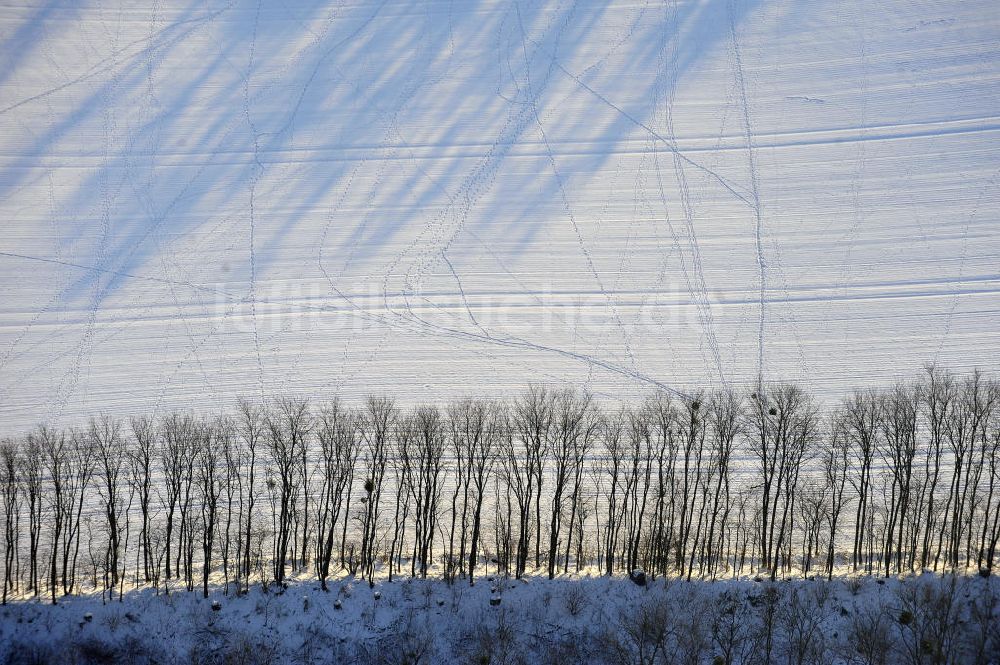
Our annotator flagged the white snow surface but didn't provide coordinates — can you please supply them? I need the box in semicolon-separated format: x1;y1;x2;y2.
1;0;999;432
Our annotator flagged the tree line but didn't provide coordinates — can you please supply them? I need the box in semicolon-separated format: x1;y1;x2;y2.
2;365;999;605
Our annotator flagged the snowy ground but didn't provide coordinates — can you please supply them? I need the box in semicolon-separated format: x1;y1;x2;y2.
1;0;999;433
1;572;997;664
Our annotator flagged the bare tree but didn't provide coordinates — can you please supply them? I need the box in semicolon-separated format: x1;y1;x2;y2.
624;403;654;576
264;397;311;585
235;398;265;591
879;383;919;575
705;389;741;578
841;389;882;573
601;408;627;576
510;386;554;578
546;389;594;578
388;415;413;582
40;427;69;604
648;395;679;577
445;399;498;583
467;402;502;585
91;415;126;592
797;480;828;577
160;413;197;590
61;429;95;596
941;371;997;570
408;406;445;578
314;399;356;590
358;395;395;587
564;400;598;574
983;409;1000;570
1;440;20;603
21;433;43;596
822;416;850;579
128;416;156;584
445;400;476;583
919;365;954;570
219;417;239;594
197;420;226;597
676;393;707;578
747;384;817;579
969;378;1000;570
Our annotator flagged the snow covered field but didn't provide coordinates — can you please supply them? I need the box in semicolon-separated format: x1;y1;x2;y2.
1;0;999;433
1;572;998;664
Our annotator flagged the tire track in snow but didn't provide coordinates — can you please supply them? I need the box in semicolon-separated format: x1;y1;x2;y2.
51;6;131;424
0;2;238;408
663;1;727;385
442;252;485;335
727;0;766;382
641;12;710;382
213;1;389;398
0;34;80;380
321;9;482;384
136;0;223;409
112;3;386;406
318;116;584;365
342;5;696;397
242;0;266;400
378;5;603;381
0;3;235;117
514;2;639;381
841;14;869;291
544;57;755;210
932;167;999;364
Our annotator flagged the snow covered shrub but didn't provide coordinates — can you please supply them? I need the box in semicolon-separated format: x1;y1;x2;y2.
965;579;999;665
446;583;466;612
750;583;782;664
533;634;593;665
675;614;710;664
372;612;436;665
72;636;120;665
2;638;55;665
419;581;433;609
778;587;828;665
102;608;126;632
808;578;834;609
453;607;520;665
892;575;965;665
845;605;892;665
600;589;675;665
710;590;756;665
217;633;278;665
344;544;360;576
562;583;588;616
294;623;342;665
112;634;157;665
